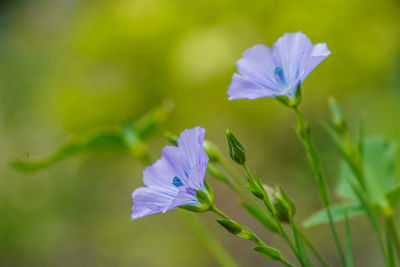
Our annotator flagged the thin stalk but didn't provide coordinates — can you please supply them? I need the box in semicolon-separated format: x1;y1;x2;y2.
243;163;308;267
336;143;392;266
215;151;327;266
211;205;296;267
293;106;346;266
385;216;396;267
387;217;400;262
350;182;391;266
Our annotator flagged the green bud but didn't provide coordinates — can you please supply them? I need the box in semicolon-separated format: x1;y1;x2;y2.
203;140;221;163
247;178;264;199
226;129;246;165
265;185;296;223
328;97;347;134
216;219;243;235
253;246;283;260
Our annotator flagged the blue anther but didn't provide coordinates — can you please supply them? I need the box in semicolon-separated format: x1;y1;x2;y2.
172;176;184;187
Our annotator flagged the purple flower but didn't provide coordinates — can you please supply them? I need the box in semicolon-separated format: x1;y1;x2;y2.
228;32;331;100
131;127;209;220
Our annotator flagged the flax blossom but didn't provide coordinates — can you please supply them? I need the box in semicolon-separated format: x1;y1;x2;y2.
131;127;209;220
228;32;331;100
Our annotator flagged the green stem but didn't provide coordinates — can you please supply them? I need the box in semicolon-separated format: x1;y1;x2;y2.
180;212;239;267
350;183;391;266
210;205;296;267
384;216;396;267
243;163;308;267
326;118;393;266
219;154;327;266
293;106;346;266
387;217;400;262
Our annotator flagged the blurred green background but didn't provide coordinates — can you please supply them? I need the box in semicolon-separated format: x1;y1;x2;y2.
1;0;400;266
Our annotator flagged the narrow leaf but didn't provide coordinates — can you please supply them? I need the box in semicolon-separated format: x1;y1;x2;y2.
303;202;364;228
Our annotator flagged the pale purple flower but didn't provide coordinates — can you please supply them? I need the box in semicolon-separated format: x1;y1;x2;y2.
131;127;209;220
228;31;331;100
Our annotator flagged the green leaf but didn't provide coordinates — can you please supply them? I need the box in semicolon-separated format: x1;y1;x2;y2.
337;137;398;210
253;246;282;260
241;202;279;233
303;202;364;228
344;204;354;267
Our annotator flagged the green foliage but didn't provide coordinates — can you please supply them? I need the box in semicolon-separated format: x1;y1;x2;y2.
11;101;173;172
303;202;364;228
337;137;400;212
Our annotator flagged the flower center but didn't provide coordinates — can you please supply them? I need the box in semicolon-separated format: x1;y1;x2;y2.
274;66;286;84
172;176;184;187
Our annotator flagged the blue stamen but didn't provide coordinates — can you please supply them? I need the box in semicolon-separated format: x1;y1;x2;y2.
172;176;184;187
274;66;286;84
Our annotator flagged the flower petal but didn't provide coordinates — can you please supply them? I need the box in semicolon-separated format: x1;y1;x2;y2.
131;187;175;220
228;73;281;100
186;163;208;190
168;187;198;210
300;43;331;81
272;31;314;85
236;44;281;90
176;127;208;171
142;156;181;194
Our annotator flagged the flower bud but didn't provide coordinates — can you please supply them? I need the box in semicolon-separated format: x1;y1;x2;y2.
216;219;243;235
247;178;264;199
265;185;296;223
226;130;246;165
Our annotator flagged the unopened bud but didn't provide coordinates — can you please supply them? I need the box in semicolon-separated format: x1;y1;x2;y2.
265;185;296;223
226;130;246;165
